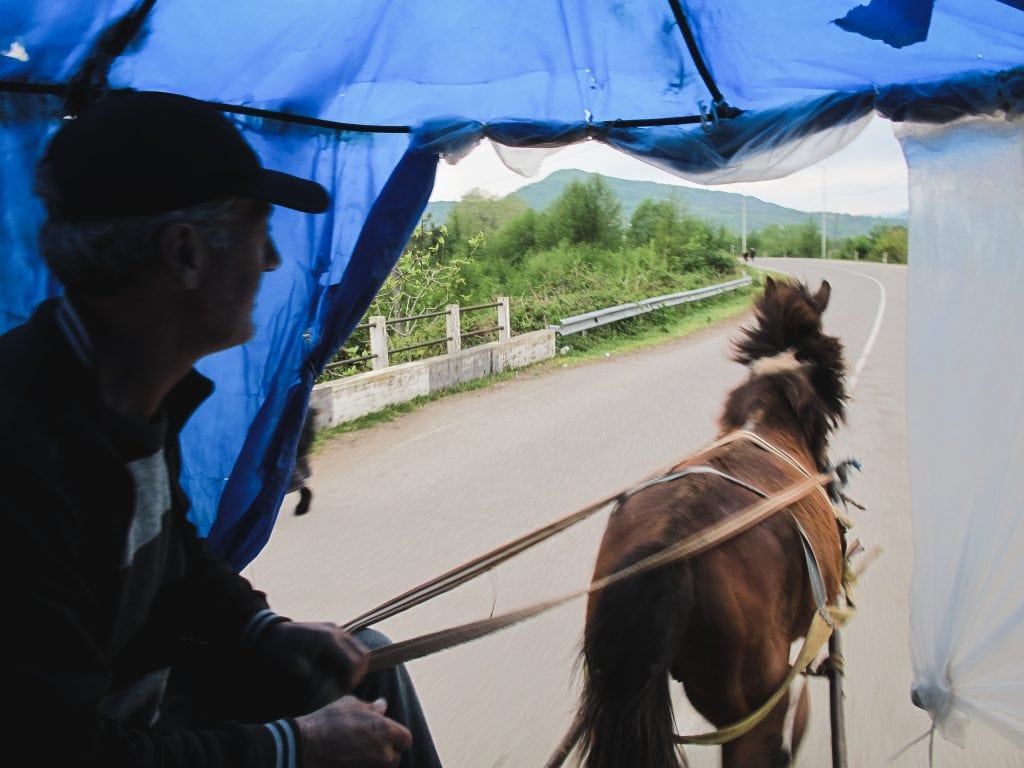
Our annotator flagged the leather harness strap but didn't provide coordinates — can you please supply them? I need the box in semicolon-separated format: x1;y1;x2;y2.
623;464;770;501
343;454;692;633
704;428;835;505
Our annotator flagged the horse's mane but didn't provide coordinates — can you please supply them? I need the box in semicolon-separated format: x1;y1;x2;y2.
723;277;847;470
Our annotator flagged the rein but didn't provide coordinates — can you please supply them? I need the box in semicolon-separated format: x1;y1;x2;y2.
354;430;840;673
342;456;693;633
366;471;833;673
344;430;824;635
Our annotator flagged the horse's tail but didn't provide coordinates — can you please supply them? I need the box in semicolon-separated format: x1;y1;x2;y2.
576;549;692;768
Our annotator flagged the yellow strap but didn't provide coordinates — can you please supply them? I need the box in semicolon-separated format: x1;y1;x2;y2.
676;606;850;746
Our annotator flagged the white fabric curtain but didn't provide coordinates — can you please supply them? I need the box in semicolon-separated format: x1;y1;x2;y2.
898;114;1024;749
473;109;876;186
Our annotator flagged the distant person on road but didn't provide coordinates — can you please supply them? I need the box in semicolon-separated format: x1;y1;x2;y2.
1;90;442;768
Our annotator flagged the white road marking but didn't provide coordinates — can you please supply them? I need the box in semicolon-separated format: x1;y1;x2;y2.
393;422;452;448
818;265;887;394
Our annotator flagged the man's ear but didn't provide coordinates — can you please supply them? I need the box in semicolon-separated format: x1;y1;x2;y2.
158;222;205;290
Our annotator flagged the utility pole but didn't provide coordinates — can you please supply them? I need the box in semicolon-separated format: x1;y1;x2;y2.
741;194;747;255
819;166;827;259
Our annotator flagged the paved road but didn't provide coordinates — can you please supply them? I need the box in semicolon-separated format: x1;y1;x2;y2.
248;259;1021;767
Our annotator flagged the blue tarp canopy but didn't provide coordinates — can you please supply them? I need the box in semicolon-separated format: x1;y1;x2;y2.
2;0;1021;563
3;7;1024;722
4;0;1024;750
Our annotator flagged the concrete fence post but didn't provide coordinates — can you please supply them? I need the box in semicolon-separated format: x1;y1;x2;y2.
446;304;462;354
497;296;511;341
368;315;389;370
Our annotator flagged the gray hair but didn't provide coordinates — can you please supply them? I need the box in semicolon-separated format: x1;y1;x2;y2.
37;198;238;295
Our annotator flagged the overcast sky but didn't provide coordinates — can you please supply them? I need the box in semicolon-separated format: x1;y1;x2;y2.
430;114;909;217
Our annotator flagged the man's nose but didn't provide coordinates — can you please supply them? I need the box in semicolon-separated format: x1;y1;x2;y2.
264;238;282;272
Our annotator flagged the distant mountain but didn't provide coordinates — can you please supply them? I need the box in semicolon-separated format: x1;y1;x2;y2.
878;209;910;221
424;169;907;240
423;200;456;226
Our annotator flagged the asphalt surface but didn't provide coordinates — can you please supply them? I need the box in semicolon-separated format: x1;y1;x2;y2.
247;258;1022;767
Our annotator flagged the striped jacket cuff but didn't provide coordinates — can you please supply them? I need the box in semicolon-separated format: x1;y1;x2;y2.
243;608;289;645
265;719;300;768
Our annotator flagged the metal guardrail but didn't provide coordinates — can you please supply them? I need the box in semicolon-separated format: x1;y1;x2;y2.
549;275;752;336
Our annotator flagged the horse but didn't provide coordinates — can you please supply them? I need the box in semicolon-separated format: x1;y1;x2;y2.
571;276;849;768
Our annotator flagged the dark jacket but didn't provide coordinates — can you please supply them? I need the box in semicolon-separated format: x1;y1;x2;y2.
0;299;285;767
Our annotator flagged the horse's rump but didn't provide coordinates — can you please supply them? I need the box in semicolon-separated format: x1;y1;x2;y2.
580;434;844;767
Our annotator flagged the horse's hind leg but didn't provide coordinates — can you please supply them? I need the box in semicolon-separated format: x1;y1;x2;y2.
721;691;796;768
713;652;799;768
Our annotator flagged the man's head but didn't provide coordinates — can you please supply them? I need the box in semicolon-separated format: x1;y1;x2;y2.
37;90;328;224
35;90;329;351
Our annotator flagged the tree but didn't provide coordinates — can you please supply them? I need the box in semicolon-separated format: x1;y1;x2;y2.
626;198;672;247
796;218;822;258
403;213;448;263
750;221;821;258
836;233;873;261
626;197;735;274
868;224;908;263
446;189;528;248
483;209;540;268
538;175;623;251
368;223;471;337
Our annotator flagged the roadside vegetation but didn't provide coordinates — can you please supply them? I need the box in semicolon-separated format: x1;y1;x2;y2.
321;176;742;381
312;279;761;448
746;219;908;263
312;174;904;437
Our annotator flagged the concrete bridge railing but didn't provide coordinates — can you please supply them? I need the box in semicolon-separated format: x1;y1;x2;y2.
311;275;751;429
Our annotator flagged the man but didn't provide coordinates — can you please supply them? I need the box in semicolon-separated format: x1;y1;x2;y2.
0;91;442;767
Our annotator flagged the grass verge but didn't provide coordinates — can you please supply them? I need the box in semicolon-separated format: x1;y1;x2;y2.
312;267;776;449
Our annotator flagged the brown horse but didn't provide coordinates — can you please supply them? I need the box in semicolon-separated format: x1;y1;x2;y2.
573;276;849;768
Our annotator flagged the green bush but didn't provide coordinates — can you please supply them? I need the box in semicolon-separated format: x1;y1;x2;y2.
319;179;747;382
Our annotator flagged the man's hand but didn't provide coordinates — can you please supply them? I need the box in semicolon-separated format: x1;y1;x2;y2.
256;621;370;711
296;696;412;767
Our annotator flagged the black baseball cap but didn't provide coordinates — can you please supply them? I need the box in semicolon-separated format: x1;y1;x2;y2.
40;90;329;222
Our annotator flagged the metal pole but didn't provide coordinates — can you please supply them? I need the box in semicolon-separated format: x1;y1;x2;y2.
820;167;827;259
828;630;848;768
741;194;748;255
